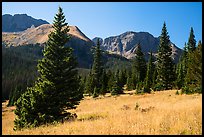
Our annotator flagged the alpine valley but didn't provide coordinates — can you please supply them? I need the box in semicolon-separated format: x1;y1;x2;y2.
2;14;182;100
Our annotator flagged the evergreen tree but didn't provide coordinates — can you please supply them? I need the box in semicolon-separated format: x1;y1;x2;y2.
107;70;114;92
175;42;189;90
90;38;103;96
182;43;188;76
152;68;157;89
100;69;108;95
131;43;146;89
84;71;94;95
175;59;184;89
156;22;175;90
187;27;196;52
144;51;155;93
111;70;123;95
184;40;202;93
126;76;133;91
14;7;83;130
120;69;127;88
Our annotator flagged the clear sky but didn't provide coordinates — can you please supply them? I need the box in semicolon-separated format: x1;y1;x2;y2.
2;2;202;49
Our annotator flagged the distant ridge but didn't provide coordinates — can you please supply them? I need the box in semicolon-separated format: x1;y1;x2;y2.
2;14;49;32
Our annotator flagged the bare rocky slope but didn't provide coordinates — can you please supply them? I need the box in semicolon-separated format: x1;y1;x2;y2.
92;31;182;63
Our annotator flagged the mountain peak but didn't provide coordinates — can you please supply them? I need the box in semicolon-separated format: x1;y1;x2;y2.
2;14;49;32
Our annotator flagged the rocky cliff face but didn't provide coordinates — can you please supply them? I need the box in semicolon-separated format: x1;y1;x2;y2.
92;31;182;63
2;14;49;32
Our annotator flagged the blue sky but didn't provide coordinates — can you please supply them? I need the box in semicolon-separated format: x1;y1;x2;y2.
2;2;202;49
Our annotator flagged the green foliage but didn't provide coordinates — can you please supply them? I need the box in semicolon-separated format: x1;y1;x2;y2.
144;51;155;93
100;70;108;95
92;39;103;88
118;69;127;89
85;38;104;97
107;70;114;92
111;81;121;95
153;83;164;91
126;76;133;91
111;70;123;95
84;72;94;95
187;27;196;52
104;53;131;71
131;43;146;89
8;86;24;106
152;68;157;88
135;82;144;94
14;7;83;130
182;40;202;94
175;90;179;95
13;87;45;130
175;61;184;89
181;86;191;94
2;44;42;103
93;87;99;98
156;22;175;90
135;102;140;110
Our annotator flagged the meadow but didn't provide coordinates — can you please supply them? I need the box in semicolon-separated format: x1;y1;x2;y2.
2;90;202;135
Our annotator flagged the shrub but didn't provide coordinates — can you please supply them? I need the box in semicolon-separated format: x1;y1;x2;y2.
181;86;191;94
93;87;99;98
135;102;140;110
153;83;164;91
175;90;179;95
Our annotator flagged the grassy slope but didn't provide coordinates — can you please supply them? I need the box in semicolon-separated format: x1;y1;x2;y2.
2;90;202;135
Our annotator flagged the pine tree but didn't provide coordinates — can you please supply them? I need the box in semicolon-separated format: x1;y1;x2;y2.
132;43;146;89
126;76;132;90
111;70;123;95
176;59;184;89
156;22;175;90
182;43;188;76
90;38;103;96
14;7;83;130
100;69;108;95
184;40;202;93
85;71;94;95
144;51;155;93
152;68;157;89
187;27;196;52
107;70;114;92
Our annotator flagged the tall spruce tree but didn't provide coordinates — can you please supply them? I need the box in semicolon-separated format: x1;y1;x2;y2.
144;51;155;93
107;70;114;92
14;7;83;130
187;27;196;52
182;43;188;76
184;40;202;93
86;38;103;97
85;71;94;95
111;70;123;95
156;22;175;90
175;43;188;89
176;58;184;89
131;43;146;89
100;69;108;95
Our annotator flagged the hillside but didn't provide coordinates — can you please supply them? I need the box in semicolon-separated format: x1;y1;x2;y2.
2;90;202;135
2;14;49;32
92;32;183;63
2;24;92;46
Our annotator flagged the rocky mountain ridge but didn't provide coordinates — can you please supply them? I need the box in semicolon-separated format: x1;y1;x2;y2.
2;14;182;63
2;14;49;32
92;31;182;62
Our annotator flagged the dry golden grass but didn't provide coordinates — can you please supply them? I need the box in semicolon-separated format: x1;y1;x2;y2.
2;90;202;135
